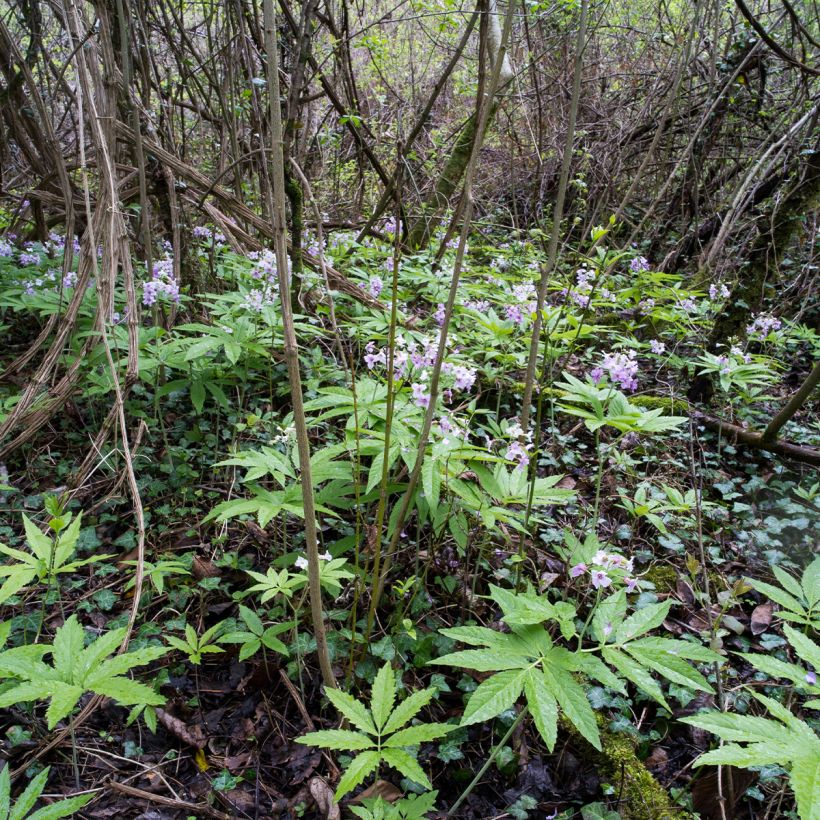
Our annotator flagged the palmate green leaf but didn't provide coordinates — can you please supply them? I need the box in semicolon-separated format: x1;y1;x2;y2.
524;669;558;751
592;589;627;644
382;688;436;735
461;669;527;726
380;748;431;790
543;665;601;751
602;648;669;709
324;688;377;735
573;652;627;694
437;625;509;648
334;750;381;800
738;652;810;687
615;600;672;644
370;663;396;731
238;639;261;662
0;645;52;680
296;729;375;751
0;568;37;605
489;584;557;626
21;516;52;563
383;722;452;748
9;766;50;820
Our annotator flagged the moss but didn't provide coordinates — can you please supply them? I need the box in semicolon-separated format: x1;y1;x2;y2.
562;715;693;819
597;730;686;820
643;564;679;594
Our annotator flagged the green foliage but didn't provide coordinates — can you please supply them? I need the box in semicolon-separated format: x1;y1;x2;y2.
349;791;438;820
432;584;722;752
0;616;166;729
297;662;452;800
0;765;93;820
681;694;819;820
218;605;291;661
0;511;111;605
556;373;687;433
165;621;227;665
746;557;820;629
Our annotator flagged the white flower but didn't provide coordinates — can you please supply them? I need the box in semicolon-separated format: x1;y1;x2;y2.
294;556;309;570
320;551;332;561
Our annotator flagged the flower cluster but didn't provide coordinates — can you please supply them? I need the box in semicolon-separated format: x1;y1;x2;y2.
294;551;332;570
503;420;532;471
505;282;536;327
629;256;650;273
708;283;730;300
0;239;14;257
18;251;41;267
649;339;665;355
368;275;383;299
142;257;180;306
570;549;637;591
746;314;781;339
591;350;639;392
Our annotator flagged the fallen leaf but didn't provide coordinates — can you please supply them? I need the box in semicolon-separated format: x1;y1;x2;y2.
308;777;340;820
352;780;402;804
750;601;772;635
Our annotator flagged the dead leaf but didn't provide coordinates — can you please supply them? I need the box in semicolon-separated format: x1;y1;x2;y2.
308;777;340;820
750;601;773;635
192;557;220;580
155;707;207;749
352;780;402;805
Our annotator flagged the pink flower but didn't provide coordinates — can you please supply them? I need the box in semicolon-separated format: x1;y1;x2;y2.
570;563;587;578
412;383;430;409
591;570;612;589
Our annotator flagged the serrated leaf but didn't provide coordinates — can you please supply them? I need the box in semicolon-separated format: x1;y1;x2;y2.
625;636;722;664
602;648;669;709
334;750;381;800
524;669;558;751
432;649;530;672
573;652;627;694
297;729;375;751
747;578;806;616
324;688;377;735
679;711;785;743
616;600;672;644
92;676;164;707
383;722;452;747
44;682;84;728
382;687;436;735
0;764;9;820
802;557;820;607
694;741;789;768
543;665;601;750
380;748;431;789
370;663;396;730
52;616;86;680
26;793;94;820
771;565;806;602
790;747;820;820
625;645;713;692
784;625;820;670
8;766;49;820
461;669;526;726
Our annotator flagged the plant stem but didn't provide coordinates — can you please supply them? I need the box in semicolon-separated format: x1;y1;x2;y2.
447;707;528;818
